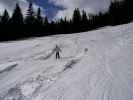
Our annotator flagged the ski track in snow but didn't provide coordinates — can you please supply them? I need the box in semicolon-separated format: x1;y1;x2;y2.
2;53;83;100
0;23;133;100
0;38;85;100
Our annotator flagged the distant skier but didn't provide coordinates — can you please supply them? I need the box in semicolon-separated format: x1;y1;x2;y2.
54;45;62;59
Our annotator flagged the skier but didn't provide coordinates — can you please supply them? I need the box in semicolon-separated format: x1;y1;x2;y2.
54;45;62;59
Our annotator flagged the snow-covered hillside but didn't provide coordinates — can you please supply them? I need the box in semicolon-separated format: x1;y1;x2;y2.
0;22;133;100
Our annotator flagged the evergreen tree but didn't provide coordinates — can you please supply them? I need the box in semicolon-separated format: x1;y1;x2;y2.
25;2;35;25
72;8;82;32
43;16;49;33
0;9;10;40
123;0;133;22
24;2;36;34
81;10;89;31
72;8;82;24
44;16;48;25
1;9;9;24
36;7;43;25
10;3;23;24
108;0;129;25
82;10;88;23
49;21;56;33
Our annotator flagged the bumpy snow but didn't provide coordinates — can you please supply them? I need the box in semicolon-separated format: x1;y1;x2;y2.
0;22;133;100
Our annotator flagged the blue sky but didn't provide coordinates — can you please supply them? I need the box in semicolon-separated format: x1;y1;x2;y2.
0;0;117;20
30;0;64;19
30;0;112;20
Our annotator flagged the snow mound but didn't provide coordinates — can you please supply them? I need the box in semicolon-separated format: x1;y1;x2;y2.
0;62;18;73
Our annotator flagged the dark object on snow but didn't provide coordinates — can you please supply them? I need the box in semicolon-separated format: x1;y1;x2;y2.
54;45;62;59
63;59;80;71
56;52;60;59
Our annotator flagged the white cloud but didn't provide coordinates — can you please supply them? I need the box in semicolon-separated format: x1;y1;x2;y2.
49;0;122;19
0;0;41;16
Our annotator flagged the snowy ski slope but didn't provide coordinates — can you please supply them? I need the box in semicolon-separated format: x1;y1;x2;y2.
0;22;133;100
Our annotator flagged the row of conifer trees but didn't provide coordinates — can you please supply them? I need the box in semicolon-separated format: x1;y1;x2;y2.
0;0;133;41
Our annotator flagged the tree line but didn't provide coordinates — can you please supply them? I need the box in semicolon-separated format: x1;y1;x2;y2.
0;0;133;41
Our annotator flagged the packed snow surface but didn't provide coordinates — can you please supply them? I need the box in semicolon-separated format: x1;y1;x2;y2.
0;23;133;100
